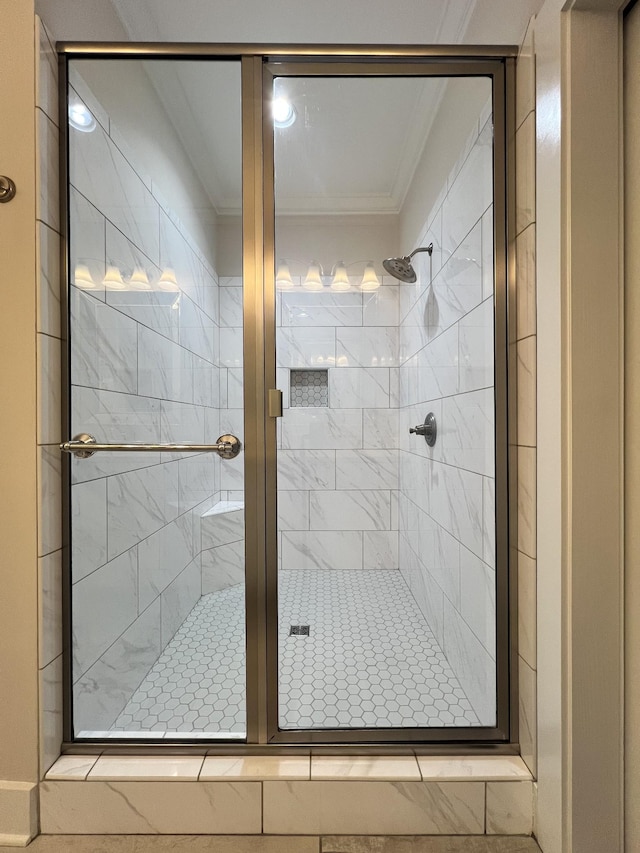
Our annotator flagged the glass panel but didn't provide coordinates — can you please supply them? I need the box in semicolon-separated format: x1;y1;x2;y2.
67;59;245;739
274;75;496;730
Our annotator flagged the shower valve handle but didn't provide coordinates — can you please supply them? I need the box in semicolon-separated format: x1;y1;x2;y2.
409;424;429;436
409;412;437;447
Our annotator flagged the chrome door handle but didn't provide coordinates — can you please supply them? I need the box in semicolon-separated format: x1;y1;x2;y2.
60;433;242;460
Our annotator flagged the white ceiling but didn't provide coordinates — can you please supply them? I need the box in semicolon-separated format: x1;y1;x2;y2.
42;0;543;215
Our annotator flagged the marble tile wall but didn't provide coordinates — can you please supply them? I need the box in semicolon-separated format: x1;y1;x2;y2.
67;68;226;734
514;18;537;778
397;99;497;725
275;283;400;570
36;16;64;777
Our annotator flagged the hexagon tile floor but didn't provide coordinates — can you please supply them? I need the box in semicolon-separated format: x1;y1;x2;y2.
106;570;479;738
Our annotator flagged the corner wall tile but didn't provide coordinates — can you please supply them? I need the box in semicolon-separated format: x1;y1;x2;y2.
37;223;61;337
39;550;63;668
517;447;536;559
72;548;138;680
71;475;108;583
516;224;536;341
443;598;496;726
517;336;536;447
516;113;536;235
37;334;62;445
71;287;138;395
202;540;244;593
70;120;160;262
73;600;162;734
37;109;60;231
36;17;58;124
160;557;201;647
519;655;537;777
39;654;63;777
45;756;98;781
518;550;537;670
458;299;494;394
363;530;399;569
516;17;536;130
38;445;62;556
442;128;492;259
486;781;533;834
0;782;38;845
459;547;496;658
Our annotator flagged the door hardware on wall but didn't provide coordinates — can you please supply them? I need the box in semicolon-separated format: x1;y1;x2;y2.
0;176;16;202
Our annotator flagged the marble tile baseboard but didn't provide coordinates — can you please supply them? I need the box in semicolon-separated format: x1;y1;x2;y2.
321;838;540;852
2;837;321;852
0;837;541;852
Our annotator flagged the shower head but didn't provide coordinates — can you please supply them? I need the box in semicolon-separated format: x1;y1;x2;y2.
382;244;433;283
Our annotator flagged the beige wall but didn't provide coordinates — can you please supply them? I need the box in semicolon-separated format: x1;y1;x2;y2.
0;0;40;845
0;2;39;780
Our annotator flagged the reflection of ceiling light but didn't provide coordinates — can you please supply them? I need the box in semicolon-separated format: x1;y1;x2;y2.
330;262;351;292
360;262;381;291
129;268;152;290
273;97;296;128
158;268;179;291
102;265;126;290
303;260;324;291
74;264;97;289
275;260;294;290
68;99;96;133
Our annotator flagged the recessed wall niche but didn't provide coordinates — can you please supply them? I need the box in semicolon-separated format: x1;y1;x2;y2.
289;369;329;407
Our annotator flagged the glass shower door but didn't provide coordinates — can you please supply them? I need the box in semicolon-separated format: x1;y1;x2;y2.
64;58;246;740
271;70;500;735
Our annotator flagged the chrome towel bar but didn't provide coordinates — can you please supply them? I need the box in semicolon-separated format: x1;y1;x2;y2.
60;433;242;460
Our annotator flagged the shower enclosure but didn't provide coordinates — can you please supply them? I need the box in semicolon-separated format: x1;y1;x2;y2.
60;46;513;746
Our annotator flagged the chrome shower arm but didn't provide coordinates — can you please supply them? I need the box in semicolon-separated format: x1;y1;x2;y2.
407;243;433;259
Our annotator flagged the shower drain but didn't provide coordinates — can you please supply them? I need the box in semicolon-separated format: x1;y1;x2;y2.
289;625;310;636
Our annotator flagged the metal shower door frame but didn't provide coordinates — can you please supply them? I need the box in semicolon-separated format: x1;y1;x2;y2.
58;43;516;750
260;56;514;745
